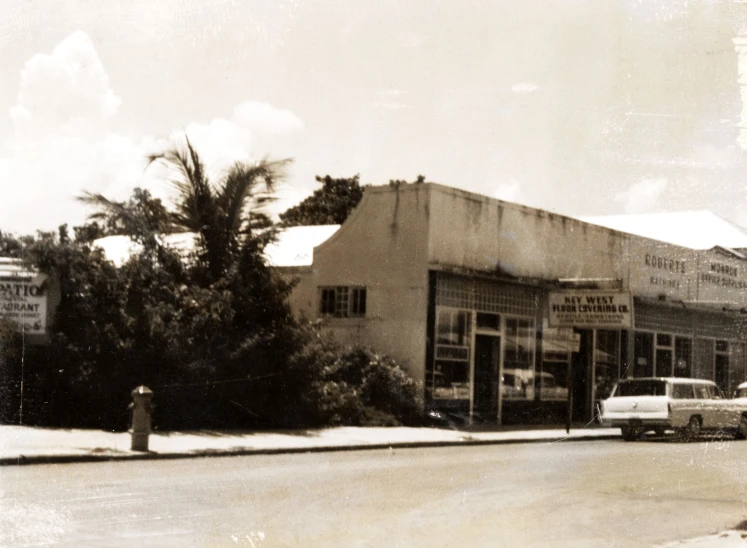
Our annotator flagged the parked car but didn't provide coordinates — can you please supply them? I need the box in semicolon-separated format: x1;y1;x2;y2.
533;372;568;401
430;371;470;400
735;382;747;400
599;377;747;441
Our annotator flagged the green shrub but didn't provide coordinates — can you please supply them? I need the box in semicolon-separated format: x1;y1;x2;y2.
315;346;423;427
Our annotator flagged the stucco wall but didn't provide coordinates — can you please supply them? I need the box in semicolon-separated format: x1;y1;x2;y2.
426;185;625;283
278;267;316;320
627;236;697;302
298;184;432;382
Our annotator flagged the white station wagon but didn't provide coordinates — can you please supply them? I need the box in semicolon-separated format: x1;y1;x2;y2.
600;377;747;441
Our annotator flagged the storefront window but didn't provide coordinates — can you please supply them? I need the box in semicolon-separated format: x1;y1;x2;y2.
674;337;692;377
430;308;472;400
634;332;653;377
503;318;535;400
539;327;573;401
715;341;729;393
594;330;619;401
656;349;673;377
655;332;674;377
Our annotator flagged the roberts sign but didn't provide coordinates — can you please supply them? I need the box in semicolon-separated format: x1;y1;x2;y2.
549;291;633;329
0;279;47;335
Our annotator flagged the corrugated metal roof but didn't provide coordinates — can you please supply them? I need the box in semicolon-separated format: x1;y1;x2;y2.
577;211;747;250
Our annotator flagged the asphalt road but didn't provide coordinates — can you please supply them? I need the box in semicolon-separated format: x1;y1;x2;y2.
2;436;747;547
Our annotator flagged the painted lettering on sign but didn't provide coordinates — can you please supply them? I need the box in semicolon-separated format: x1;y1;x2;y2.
700;272;747;290
710;262;738;277
549;291;633;329
644;254;686;274
649;276;681;289
0;279;47;334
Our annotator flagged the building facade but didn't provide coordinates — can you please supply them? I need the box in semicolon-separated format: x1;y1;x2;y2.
281;183;747;425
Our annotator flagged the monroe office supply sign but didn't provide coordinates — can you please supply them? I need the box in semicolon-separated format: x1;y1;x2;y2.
549;290;633;329
0;276;48;335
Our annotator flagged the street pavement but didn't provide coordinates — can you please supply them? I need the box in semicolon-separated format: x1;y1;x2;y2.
2;437;747;547
0;423;620;465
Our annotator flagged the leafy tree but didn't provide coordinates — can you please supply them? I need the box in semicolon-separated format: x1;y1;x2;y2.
279;174;364;226
19;228;132;427
72;222;106;244
0;231;29;258
78;187;172;252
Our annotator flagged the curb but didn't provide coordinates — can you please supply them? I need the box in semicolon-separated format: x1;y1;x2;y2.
0;433;620;466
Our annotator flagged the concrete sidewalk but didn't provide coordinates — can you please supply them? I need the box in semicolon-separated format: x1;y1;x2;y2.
0;424;621;465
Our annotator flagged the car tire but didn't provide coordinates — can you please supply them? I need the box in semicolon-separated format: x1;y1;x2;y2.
736;415;747;440
621;426;640;441
686;416;701;441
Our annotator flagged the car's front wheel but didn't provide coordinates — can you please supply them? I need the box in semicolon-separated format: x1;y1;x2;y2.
736;415;747;440
686;416;702;440
621;426;641;441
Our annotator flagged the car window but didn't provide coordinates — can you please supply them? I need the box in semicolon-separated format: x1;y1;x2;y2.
614;380;667;397
672;384;694;399
694;385;710;399
738;388;747;398
708;385;723;399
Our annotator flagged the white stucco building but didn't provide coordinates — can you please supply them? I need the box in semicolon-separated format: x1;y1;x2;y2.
278;182;747;425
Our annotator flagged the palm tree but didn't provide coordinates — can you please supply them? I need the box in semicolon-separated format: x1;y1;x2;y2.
82;134;291;282
147;135;291;282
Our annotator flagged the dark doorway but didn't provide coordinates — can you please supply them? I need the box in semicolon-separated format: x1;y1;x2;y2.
715;354;729;393
570;329;593;423
474;335;500;419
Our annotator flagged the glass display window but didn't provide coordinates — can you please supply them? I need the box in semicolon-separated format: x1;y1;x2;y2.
634;332;654;377
594;330;620;401
674;337;692;377
502;318;535;401
431;307;472;401
539;326;574;402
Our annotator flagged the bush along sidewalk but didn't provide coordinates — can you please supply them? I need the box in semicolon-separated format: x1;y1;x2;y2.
313;347;423;427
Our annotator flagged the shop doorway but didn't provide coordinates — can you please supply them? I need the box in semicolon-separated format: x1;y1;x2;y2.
569;329;593;423
474;335;500;419
715;354;729;393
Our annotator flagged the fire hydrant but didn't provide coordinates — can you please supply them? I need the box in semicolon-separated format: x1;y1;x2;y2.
129;385;153;452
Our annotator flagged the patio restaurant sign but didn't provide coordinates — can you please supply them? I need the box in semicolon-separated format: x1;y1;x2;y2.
549;291;633;329
0;277;47;335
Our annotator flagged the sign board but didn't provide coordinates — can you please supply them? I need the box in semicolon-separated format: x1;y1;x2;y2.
0;276;48;335
549;290;633;329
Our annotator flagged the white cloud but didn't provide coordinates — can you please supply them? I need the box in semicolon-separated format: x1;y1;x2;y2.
10;31;121;141
2;31;142;234
1;32;306;235
511;83;540;94
233;101;305;134
615;177;668;213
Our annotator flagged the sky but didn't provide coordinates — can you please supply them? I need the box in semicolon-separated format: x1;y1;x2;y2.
4;0;747;234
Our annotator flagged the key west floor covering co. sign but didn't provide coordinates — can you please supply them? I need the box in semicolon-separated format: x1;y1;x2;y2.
548;291;634;329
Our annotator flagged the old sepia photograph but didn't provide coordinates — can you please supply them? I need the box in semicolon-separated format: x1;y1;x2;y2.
3;0;747;546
